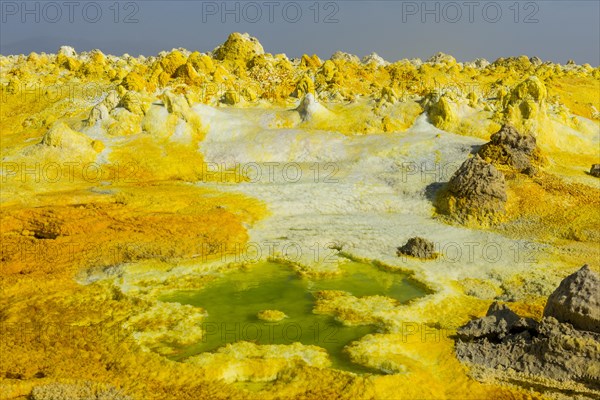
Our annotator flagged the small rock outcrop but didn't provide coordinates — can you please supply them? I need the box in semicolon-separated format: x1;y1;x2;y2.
440;155;507;224
478;124;543;175
221;90;241;105
58;45;77;58
456;313;600;388
529;56;543;66
456;302;537;341
503;76;548;125
447;155;507;202
397;237;437;260
455;266;600;394
590;164;600;178
544;265;600;333
510;76;547;104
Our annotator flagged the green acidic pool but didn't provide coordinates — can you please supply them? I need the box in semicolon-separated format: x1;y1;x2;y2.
160;261;426;373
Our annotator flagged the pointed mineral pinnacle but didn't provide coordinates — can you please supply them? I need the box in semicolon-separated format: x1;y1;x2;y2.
543;265;600;333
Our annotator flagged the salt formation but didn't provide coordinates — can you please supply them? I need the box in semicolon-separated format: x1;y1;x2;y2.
362;53;389;66
426;52;457;66
30;382;131;400
503;76;548;128
186;342;331;383
122;302;207;355
118;91;147;115
330;51;360;64
88;90;120;125
213;32;264;63
426;93;458;131
294;75;316;98
257;309;287;322
296;93;319;121
57;45;76;58
39;122;104;155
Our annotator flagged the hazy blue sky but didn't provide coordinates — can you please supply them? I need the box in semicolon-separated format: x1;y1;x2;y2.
1;1;599;64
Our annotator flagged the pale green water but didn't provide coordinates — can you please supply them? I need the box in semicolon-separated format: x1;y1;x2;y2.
161;261;426;373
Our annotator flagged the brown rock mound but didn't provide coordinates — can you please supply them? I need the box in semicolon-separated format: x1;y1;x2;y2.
439;155;507;224
397;237;437;260
478;124;543;175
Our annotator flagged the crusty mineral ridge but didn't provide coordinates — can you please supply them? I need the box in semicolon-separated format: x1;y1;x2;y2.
30;382;131;400
40;121;102;152
544;265;600;333
456;302;536;341
478;124;543;174
186;342;331;383
456;268;600;395
397;237;437;260
2;33;598;140
456;310;600;393
439;155;507;225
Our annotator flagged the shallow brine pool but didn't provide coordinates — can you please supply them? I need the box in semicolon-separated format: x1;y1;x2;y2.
161;261;426;372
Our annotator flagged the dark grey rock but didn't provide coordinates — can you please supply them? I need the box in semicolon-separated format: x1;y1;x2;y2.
455;266;600;394
456;316;600;386
478;124;541;174
544;265;600;333
457;302;538;342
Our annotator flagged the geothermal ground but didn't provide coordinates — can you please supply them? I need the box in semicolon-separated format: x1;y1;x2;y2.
1;33;599;399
